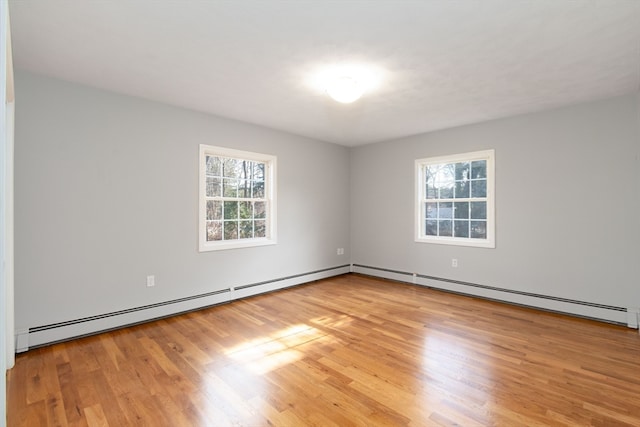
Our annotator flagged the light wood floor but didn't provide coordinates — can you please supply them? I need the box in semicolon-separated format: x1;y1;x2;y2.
7;274;640;426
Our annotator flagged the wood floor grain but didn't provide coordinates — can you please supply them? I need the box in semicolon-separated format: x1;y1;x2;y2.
7;274;640;426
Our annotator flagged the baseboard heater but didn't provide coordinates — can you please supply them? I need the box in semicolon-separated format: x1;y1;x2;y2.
351;264;636;328
18;264;351;352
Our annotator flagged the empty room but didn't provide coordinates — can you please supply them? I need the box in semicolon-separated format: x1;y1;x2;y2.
2;1;640;426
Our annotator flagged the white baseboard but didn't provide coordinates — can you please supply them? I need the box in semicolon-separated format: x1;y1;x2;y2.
352;264;630;326
18;265;350;351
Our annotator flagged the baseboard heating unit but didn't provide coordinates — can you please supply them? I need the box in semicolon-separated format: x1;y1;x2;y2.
17;264;351;352
351;264;635;328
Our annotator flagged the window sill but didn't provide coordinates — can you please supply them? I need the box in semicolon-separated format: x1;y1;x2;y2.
199;238;277;252
414;236;495;249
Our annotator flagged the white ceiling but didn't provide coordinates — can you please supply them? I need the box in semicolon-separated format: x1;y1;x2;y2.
8;0;640;147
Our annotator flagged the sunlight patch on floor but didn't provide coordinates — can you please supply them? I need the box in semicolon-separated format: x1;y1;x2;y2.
310;313;354;330
225;324;328;374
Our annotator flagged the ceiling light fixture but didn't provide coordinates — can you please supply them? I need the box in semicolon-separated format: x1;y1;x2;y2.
308;63;383;104
325;75;363;104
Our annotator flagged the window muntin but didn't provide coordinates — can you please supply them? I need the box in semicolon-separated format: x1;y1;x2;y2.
199;145;276;251
416;150;494;248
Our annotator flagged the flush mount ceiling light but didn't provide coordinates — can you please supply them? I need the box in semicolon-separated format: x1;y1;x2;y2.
325;75;363;104
308;64;383;104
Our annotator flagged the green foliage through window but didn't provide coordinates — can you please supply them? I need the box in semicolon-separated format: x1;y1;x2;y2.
204;155;269;242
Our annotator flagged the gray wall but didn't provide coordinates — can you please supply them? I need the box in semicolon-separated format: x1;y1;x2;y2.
13;70;640;345
14;71;350;340
350;94;640;314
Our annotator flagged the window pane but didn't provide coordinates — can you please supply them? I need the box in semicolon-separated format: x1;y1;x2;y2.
239;221;253;239
470;221;487;239
206;200;214;220
438;202;453;219
253;163;265;181
426;202;437;219
206;177;221;197
455;162;470;180
471;180;486;198
471;160;486;179
437;164;455;181
206;221;222;241
425;167;435;184
223;178;238;197
425;167;437;199
223;201;238;220
207;200;223;221
454;220;469;238
425;220;437;236
239;201;252;219
427;164;455;199
254;201;266;219
252;180;265;199
439;220;452;236
206;156;221;176
454;202;469;219
237;161;252;180
454;181;469;198
224;221;238;240
470;201;486;219
426;183;437;199
238;180;251;198
439;183;454;199
254;220;266;238
223;158;239;178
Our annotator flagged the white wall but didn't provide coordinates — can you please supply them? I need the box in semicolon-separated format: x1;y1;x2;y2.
350;94;640;323
13;71;351;348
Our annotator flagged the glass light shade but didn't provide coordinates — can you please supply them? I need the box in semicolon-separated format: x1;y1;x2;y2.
325;76;363;103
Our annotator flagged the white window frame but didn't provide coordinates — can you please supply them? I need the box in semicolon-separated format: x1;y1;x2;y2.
199;144;277;252
415;149;495;248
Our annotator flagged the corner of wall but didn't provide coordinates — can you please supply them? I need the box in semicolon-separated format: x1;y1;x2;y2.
3;7;15;369
2;2;13;425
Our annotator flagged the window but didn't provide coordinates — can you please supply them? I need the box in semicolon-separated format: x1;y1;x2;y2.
199;145;276;251
415;150;494;248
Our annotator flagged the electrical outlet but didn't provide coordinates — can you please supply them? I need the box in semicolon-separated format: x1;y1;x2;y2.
146;275;155;287
451;259;458;268
337;248;344;255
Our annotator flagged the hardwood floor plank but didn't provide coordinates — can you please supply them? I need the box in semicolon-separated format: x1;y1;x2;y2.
8;274;640;426
56;361;86;426
83;404;108;427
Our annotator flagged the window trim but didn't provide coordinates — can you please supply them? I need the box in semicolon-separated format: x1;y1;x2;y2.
415;149;495;248
199;144;277;252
